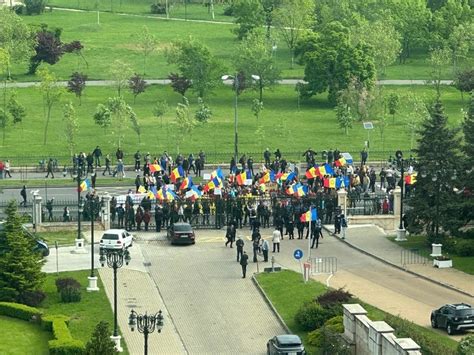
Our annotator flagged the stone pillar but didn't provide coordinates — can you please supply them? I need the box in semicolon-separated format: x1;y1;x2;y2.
369;321;394;355
394;338;421;354
430;244;442;257
337;188;348;216
33;193;43;228
101;194;112;230
343;304;368;345
393;187;406;241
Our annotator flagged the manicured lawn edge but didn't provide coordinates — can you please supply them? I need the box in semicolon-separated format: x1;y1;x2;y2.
255;270;459;354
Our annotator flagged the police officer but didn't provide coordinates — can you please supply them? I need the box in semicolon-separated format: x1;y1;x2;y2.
240;251;249;278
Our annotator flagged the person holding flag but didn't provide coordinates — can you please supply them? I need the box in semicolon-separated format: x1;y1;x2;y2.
311;218;323;248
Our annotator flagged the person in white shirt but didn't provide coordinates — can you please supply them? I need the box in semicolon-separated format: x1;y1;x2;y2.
272;227;281;253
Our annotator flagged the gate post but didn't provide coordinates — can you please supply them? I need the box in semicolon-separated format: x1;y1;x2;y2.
337;188;347;216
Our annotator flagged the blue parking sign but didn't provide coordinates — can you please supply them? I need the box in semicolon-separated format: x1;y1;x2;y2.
293;249;303;260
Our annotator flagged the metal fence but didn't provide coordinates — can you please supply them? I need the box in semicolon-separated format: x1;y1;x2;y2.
310;257;338;274
400;249;428;268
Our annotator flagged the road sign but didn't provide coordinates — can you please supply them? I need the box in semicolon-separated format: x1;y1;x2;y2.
293;249;304;260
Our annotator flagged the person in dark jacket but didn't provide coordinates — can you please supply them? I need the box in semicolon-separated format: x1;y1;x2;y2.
117;204;125;228
236;236;244;262
225;224;234;248
155;205;163;232
240;251;249;278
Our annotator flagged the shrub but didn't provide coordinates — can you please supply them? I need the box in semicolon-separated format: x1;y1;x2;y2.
223;4;235;16
458;335;474;355
455;239;474;257
18;290;47;307
316;288;353;308
0;301;42;322
307;316;344;347
150;3;166;14
294;302;333;331
60;286;81;303
24;0;46;15
12;4;25;14
43;315;85;355
56;278;81;293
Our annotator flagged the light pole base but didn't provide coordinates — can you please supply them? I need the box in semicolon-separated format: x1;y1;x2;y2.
86;276;99;292
395;228;407;241
110;335;123;352
71;238;88;254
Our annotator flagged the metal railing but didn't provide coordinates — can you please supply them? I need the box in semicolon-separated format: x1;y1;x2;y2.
310;257;338;274
400;249;428;268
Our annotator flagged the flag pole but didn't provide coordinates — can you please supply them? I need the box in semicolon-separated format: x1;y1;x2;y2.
308;215;312;260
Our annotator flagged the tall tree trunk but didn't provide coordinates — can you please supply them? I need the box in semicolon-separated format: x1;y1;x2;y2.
44;105;52;145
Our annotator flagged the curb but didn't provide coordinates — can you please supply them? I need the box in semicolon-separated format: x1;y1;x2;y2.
252;273;291;334
323;226;474;298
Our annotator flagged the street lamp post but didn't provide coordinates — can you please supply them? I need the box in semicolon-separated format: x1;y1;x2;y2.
222;73;260;163
87;195;100;292
393;150;411;241
72;167;87;253
129;310;164;355
100;248;131;352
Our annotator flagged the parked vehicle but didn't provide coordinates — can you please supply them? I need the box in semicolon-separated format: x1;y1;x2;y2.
267;334;306;355
0;221;49;257
99;229;133;250
431;303;474;335
167;222;195;245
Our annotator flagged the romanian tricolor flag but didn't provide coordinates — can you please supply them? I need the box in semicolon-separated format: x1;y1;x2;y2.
317;163;334;177
148;186;157;199
305;166;317;179
78;178;91;192
259;170;275;184
148;164;162;173
296;184;309;197
236;170;251;185
323;177;337;189
171;166;185;183
157;187;177;201
405;174;417;185
300;208;318;222
211;167;224;180
180;176;193;190
279;171;296;183
335;157;346;167
204;176;222;192
286;183;297;195
190;186;202;199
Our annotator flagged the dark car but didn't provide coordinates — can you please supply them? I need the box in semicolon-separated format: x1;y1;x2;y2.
267;334;306;355
431;303;474;335
0;221;49;257
167;222;195;245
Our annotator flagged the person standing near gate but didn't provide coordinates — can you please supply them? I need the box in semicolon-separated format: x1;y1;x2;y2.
20;185;27;206
240;251;249;278
261;238;269;262
272;227;281;253
341;214;348;240
236;235;244;262
311;219;323;249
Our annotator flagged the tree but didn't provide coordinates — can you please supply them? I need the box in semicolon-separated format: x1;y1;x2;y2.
336;77;374;122
235;30;281;102
453;69;474;102
428;47;451;98
63;101;78;157
296;22;376;105
261;0;282;39
251;98;264;122
38;68;63;145
0;201;45;304
7;92;26;126
446;23;473;75
109;60;133;97
387;93;400;123
174;97;196;153
273;0;314;68
0;48;10;145
93;104;111;133
233;0;265;40
137;25;157;76
24;0;46;15
153;99;169;128
408;101;462;236
84;321;116;355
128;74;147;103
403;95;428;150
351;20;401;77
168;73;192;98
335;99;353;135
194;97;212;123
0;9;36;78
165;38;223;98
129;109;141;144
67;72;87;105
460;93;474;227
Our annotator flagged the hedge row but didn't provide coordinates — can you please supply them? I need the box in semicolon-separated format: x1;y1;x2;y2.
42;315;85;355
0;301;43;322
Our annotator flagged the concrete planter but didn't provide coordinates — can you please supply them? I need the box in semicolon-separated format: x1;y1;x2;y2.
433;259;452;268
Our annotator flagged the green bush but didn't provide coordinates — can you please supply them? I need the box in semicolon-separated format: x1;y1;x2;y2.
294;302;333;331
316;288;353;308
307;316;344;347
43;315;85;355
18;289;47;307
0;301;42;322
55;278;81;293
24;0;46;15
455;239;474;257
60;286;82;303
457;335;474;355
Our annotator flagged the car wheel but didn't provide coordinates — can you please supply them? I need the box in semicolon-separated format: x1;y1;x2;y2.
447;323;455;335
431;317;437;328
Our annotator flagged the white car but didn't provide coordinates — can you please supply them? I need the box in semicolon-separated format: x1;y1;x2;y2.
99;229;133;250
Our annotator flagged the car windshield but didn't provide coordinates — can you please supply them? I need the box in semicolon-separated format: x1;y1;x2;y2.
174;225;192;232
102;234;119;240
456;309;474;316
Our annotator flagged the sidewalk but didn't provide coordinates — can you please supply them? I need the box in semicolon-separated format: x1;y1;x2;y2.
324;224;474;297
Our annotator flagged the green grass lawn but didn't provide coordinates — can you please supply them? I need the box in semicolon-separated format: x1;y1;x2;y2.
40;270;129;354
6;9;469;82
388;235;474;275
0;315;51;355
256;270;459;354
0;83;467;165
37;230;78;246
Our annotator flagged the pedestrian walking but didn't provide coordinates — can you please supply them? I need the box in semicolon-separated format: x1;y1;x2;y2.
45;158;55;178
261;239;269;262
272;227;281;253
63;206;70;222
4;160;12;178
311;219;323;248
236;235;244;262
93;146;102;167
20;185;27;206
240;251;249;278
252;238;260;262
46;198;54;221
225;223;234;248
103;154;112;176
341;214;348;240
334;212;342;234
